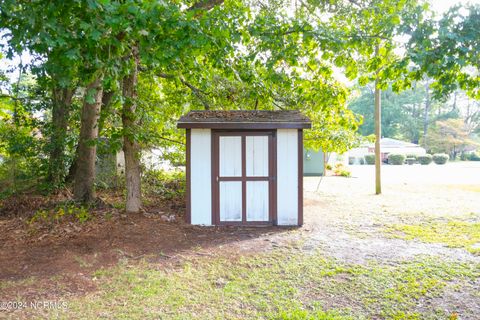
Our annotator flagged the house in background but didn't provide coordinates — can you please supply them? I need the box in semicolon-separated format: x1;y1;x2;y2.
349;138;427;163
303;148;325;176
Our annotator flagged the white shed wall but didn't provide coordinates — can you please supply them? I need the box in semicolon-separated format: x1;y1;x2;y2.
276;129;299;225
190;129;212;225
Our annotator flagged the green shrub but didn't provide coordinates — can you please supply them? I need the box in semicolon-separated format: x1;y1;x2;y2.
406;154;417;160
333;163;351;177
417;154;433;165
405;157;416;165
29;204;92;225
388;153;405;165
468;152;480;161
348;157;355;165
325;163;332;170
364;154;375;165
432;153;449;165
143;169;186;199
359;157;365;165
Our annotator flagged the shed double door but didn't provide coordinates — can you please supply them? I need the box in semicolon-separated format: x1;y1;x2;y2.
213;131;275;225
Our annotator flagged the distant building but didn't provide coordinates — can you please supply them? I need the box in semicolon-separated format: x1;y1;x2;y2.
350;138;426;163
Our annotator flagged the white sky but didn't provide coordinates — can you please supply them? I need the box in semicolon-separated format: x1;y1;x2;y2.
432;0;480;13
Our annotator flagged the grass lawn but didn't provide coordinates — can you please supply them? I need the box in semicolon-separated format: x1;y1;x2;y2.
385;219;480;255
40;247;479;320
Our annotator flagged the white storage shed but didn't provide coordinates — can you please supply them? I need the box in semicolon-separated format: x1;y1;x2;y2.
177;110;311;226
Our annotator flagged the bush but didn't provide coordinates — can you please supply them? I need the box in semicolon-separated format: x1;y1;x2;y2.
325;163;332;170
468;152;480;161
388;153;405;165
417;154;433;165
364;154;375;165
348;157;355;165
359;157;365;165
405;157;416;165
432;153;449;165
406;154;417;160
333;163;351;177
143;169;186;199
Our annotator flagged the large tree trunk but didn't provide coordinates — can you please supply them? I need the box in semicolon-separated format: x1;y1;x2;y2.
48;87;74;187
66;89;113;184
122;45;142;213
73;79;103;203
374;45;382;195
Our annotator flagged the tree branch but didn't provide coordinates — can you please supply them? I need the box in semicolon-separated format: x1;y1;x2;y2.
157;72;211;110
188;0;224;11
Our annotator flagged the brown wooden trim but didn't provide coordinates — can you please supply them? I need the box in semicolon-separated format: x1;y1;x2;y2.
241;135;246;223
270;132;277;225
217;221;272;226
211;130;276;226
298;129;304;226
211;131;217;225
212;129;278;135
185;129;191;224
178;122;311;129
218;176;269;181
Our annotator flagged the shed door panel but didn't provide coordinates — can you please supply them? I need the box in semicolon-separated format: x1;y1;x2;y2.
246;181;269;221
219;181;242;221
215;132;274;224
219;136;242;177
246;136;269;176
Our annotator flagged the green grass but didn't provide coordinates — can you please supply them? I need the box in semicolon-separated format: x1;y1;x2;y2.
385;220;480;255
44;248;480;320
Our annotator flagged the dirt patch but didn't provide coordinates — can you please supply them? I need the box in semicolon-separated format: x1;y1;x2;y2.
0;204;293;302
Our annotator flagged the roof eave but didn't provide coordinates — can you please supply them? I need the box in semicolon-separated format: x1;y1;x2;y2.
177;122;312;129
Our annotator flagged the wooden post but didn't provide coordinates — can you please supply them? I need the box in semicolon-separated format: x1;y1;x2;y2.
374;44;382;195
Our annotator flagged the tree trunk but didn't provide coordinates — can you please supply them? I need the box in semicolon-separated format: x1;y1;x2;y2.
98;90;114;136
122;45;142;213
374;45;382;195
423;81;430;150
73;78;103;203
66;89;113;184
48;87;74;187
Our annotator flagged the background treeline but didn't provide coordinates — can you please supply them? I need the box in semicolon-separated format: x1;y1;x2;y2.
349;83;480;159
0;0;479;210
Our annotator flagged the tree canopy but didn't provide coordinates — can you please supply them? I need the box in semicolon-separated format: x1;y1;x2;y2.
0;0;478;205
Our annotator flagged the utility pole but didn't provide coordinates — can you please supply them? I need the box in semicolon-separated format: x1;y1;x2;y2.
374;44;382;195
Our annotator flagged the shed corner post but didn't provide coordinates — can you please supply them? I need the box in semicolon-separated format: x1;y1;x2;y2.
185;129;191;224
298;129;304;226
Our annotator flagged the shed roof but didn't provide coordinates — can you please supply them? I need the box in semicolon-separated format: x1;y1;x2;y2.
177;110;311;129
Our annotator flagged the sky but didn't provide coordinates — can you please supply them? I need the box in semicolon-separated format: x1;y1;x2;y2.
432;0;480;13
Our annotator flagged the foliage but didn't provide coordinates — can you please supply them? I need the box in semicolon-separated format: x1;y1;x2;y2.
417;154;433;165
385;220;480;255
349;84;431;143
387;153;405;165
467;152;480;161
432;153;449;165
29;203;92;225
404;5;480;99
0;89;47;195
0;0;478;209
325;163;332;171
142;169;186;200
364;154;375;165
333;163;351;177
426;119;478;159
